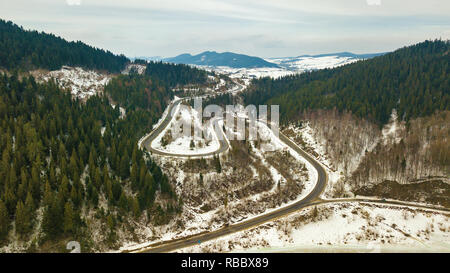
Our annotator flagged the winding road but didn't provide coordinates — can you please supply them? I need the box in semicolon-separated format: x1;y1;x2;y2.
140;99;229;158
130;82;450;253
140;81;246;158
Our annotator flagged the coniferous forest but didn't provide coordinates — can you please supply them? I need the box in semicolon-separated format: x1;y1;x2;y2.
145;61;208;88
0;19;219;250
105;74;172;111
244;40;449;125
0;20;128;73
0;73;181;249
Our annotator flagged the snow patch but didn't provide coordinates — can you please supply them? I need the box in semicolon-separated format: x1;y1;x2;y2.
33;66;111;100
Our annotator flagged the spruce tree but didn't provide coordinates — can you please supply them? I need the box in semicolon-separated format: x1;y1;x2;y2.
63;202;74;234
15;201;30;237
0;200;9;241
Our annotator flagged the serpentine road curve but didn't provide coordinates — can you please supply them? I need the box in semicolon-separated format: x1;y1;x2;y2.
133;95;329;252
130;83;449;253
140;99;229;158
140;81;246;158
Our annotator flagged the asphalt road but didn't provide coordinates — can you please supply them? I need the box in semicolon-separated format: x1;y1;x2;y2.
141;98;229;158
131;81;449;253
134;128;328;253
140;80;245;158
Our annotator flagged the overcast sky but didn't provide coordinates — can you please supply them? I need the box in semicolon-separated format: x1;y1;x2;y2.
1;0;449;58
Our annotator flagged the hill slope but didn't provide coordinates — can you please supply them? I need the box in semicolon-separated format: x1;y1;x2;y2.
267;52;386;71
244;40;449;124
0;19;129;73
164;51;279;68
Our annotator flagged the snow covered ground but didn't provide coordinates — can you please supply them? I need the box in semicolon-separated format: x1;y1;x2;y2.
381;109;406;146
177;202;450;253
207;66;295;79
33;66;111;100
283;123;343;198
266;55;359;72
195;55;361;80
150;103;221;156
110;103;126;119
121;63;146;75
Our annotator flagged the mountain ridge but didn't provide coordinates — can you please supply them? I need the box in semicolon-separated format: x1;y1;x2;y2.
269;52;386;60
163;51;279;68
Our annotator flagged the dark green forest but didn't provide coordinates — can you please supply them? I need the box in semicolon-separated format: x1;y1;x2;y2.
244;40;449;124
0;19;128;73
105;74;172;111
145;61;208;88
0;73;179;248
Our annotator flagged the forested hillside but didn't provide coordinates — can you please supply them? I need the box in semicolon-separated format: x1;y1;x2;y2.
244;40;449;125
105;74;172;111
0;20;128;73
0;73;179;251
145;61;208;88
241;40;449;201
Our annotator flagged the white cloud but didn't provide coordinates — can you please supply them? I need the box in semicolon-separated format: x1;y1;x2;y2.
0;0;448;57
66;0;81;6
366;0;381;6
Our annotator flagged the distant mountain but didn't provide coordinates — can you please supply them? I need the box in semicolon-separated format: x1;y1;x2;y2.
164;51;279;69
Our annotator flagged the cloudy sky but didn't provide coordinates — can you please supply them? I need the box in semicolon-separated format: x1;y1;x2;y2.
1;0;449;58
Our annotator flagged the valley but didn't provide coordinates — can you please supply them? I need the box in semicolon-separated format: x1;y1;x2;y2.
121;80;449;253
0;18;448;255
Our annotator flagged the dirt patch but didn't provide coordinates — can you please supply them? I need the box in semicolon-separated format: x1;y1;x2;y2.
355;180;450;208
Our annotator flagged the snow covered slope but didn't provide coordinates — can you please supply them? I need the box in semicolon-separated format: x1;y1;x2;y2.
186;52;384;79
267;55;358;71
33;66;111;100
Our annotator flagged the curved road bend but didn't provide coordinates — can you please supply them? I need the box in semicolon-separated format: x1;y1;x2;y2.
141;98;229;158
133;81;448;253
141;81;246;158
132;118;450;253
133;129;328;253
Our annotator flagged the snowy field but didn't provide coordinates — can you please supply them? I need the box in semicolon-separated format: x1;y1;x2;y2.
266;55;359;72
209;66;295;79
194;55;361;80
33;66;111;100
150;103;221;156
177;202;450;253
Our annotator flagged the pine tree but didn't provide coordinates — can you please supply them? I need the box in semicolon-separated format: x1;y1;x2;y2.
0;200;9;241
15;201;31;237
63;201;74;234
214;155;222;173
69;149;79;179
130;162;138;190
24;191;34;221
42;196;64;237
118;192;128;211
120;153;130;179
132;198;140;218
43;181;53;207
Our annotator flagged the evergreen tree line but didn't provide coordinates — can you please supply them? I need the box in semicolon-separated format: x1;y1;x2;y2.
145;61;208;88
0;19;129;73
0;73;178;244
104;74;171;111
243;40;449;125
